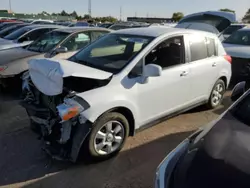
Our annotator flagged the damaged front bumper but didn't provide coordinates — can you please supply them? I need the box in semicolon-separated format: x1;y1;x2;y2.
20;100;92;162
20;74;92;162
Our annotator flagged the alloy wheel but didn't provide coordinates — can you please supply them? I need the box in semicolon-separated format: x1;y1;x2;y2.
94;120;125;155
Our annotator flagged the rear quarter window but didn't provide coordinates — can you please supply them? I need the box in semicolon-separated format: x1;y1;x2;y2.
189;35;207;61
206;37;217;57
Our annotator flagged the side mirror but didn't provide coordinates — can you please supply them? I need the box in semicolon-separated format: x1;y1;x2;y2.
55;46;68;54
144;64;162;77
231;81;246;102
18;36;30;43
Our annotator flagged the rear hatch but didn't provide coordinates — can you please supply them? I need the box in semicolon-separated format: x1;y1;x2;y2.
175;11;236;36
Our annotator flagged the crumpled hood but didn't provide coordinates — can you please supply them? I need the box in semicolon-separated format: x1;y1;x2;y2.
0;47;40;65
28;58;113;96
223;43;250;59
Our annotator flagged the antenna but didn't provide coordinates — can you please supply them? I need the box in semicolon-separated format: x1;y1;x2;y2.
135;12;137;17
120;6;122;21
88;0;92;17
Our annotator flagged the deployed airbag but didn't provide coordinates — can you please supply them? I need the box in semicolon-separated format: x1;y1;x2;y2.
29;58;64;96
28;58;113;96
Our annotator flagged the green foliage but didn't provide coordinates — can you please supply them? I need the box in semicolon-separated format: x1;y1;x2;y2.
172;12;184;22
242;8;250;23
219;8;235;13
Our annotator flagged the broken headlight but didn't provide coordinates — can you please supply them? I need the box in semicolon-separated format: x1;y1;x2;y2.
56;98;89;122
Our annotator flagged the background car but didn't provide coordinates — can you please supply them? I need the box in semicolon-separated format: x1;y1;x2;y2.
99;23;114;28
223;28;250;87
0;24;63;51
30;19;54;24
0;27;112;90
74;21;89;27
155;82;250;188
222;23;250;39
0;21;23;31
175;11;236;41
0;23;30;38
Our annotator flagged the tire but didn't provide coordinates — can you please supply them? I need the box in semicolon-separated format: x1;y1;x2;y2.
207;79;226;109
86;112;129;161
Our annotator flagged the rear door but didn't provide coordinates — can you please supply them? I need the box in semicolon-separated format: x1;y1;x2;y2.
187;34;219;103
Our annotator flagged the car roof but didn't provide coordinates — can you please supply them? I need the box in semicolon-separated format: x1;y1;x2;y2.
113;26;216;38
239;28;250;31
54;27;112;33
22;24;63;30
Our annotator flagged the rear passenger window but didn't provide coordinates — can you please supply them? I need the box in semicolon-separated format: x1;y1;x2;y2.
206;37;216;57
189;35;207;61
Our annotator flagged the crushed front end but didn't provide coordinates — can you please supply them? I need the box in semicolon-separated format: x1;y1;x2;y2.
20;72;92;162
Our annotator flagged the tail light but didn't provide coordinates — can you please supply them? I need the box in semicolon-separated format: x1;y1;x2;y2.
0;66;7;72
224;55;232;64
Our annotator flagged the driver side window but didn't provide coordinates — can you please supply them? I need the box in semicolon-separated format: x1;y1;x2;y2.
61;32;90;51
145;36;185;69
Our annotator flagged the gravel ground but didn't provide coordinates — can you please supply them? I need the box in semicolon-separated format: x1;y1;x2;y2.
0;91;232;188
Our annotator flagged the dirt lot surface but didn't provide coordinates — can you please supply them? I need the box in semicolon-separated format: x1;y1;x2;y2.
0;92;232;188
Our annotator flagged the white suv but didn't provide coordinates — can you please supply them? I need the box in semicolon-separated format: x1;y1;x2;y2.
21;11;233;162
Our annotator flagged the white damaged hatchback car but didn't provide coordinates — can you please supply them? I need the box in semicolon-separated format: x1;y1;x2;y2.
21;14;232;162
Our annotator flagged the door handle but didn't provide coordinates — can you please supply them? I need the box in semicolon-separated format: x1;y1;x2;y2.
180;71;188;77
212;62;217;67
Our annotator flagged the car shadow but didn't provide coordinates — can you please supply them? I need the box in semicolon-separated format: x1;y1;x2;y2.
0;127;194;187
185;91;232;115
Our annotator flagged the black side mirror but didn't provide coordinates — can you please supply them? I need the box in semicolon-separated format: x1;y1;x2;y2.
231;81;246;102
19;36;30;43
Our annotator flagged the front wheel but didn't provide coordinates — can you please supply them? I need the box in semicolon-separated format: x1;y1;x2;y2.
207;79;226;109
87;112;129;161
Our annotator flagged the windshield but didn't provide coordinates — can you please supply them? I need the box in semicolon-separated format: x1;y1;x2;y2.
69;33;154;74
27;31;69;53
4;27;32;40
223;30;250;45
223;25;245;35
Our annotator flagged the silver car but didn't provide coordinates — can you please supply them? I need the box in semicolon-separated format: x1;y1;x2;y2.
0;27;112;89
0;24;63;51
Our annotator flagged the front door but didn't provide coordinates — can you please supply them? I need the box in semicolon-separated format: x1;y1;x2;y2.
126;35;193;127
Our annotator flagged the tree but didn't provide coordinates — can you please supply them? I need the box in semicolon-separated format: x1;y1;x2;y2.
60;10;69;16
219;8;235;13
172;12;184;22
83;14;91;19
41;11;50;15
242;8;250;23
70;11;78;18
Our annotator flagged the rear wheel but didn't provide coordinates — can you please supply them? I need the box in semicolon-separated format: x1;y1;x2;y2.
207;79;226;109
86;112;129;161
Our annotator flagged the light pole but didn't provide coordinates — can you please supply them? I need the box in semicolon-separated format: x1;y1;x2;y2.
9;0;12;12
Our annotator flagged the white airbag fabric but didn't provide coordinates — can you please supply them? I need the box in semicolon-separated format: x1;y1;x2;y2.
29;58;64;96
28;58;112;96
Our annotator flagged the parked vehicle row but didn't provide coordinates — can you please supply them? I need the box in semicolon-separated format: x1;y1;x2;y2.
0;27;111;89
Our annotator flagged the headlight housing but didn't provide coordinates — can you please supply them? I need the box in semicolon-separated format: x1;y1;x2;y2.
56;97;89;122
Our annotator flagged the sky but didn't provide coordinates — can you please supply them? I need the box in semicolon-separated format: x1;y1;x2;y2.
1;0;250;20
